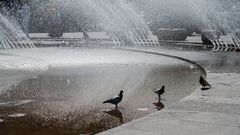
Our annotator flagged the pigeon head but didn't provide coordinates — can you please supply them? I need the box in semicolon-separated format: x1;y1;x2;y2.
200;76;204;79
120;90;124;94
162;85;165;89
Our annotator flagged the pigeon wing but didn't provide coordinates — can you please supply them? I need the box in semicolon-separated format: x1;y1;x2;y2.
103;95;119;104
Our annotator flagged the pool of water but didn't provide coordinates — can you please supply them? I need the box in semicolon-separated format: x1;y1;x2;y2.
0;48;203;135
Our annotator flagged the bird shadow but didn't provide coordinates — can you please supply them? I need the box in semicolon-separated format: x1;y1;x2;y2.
153;100;165;111
103;108;123;123
201;87;210;91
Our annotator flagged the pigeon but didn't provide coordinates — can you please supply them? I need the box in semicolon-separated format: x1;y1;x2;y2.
103;90;123;108
153;85;165;101
199;76;211;90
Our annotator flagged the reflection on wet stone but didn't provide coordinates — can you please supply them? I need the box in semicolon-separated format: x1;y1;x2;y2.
103;108;123;123
153;100;165;111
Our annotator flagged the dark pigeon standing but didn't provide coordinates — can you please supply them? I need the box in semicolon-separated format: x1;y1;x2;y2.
199;76;211;90
153;85;165;101
103;90;123;109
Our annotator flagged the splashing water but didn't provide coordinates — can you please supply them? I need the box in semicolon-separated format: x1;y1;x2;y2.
200;0;240;50
49;0;160;46
0;13;35;50
131;0;240;50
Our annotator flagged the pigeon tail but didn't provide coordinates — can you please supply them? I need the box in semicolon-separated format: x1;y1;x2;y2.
103;100;110;104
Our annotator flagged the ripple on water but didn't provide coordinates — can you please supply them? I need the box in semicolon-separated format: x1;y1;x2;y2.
137;108;150;111
8;113;26;118
0;100;34;108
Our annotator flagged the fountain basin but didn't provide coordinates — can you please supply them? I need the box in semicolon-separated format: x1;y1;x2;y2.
0;48;203;135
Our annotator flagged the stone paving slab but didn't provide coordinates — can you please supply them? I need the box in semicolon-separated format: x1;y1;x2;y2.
99;115;240;135
183;95;240;105
169;100;240;115
150;109;240;127
98;73;240;135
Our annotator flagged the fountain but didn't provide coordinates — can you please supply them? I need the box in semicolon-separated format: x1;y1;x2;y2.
0;13;35;50
1;0;240;135
129;0;240;51
24;0;240;49
2;0;237;50
198;0;240;51
36;0;160;47
92;0;152;45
